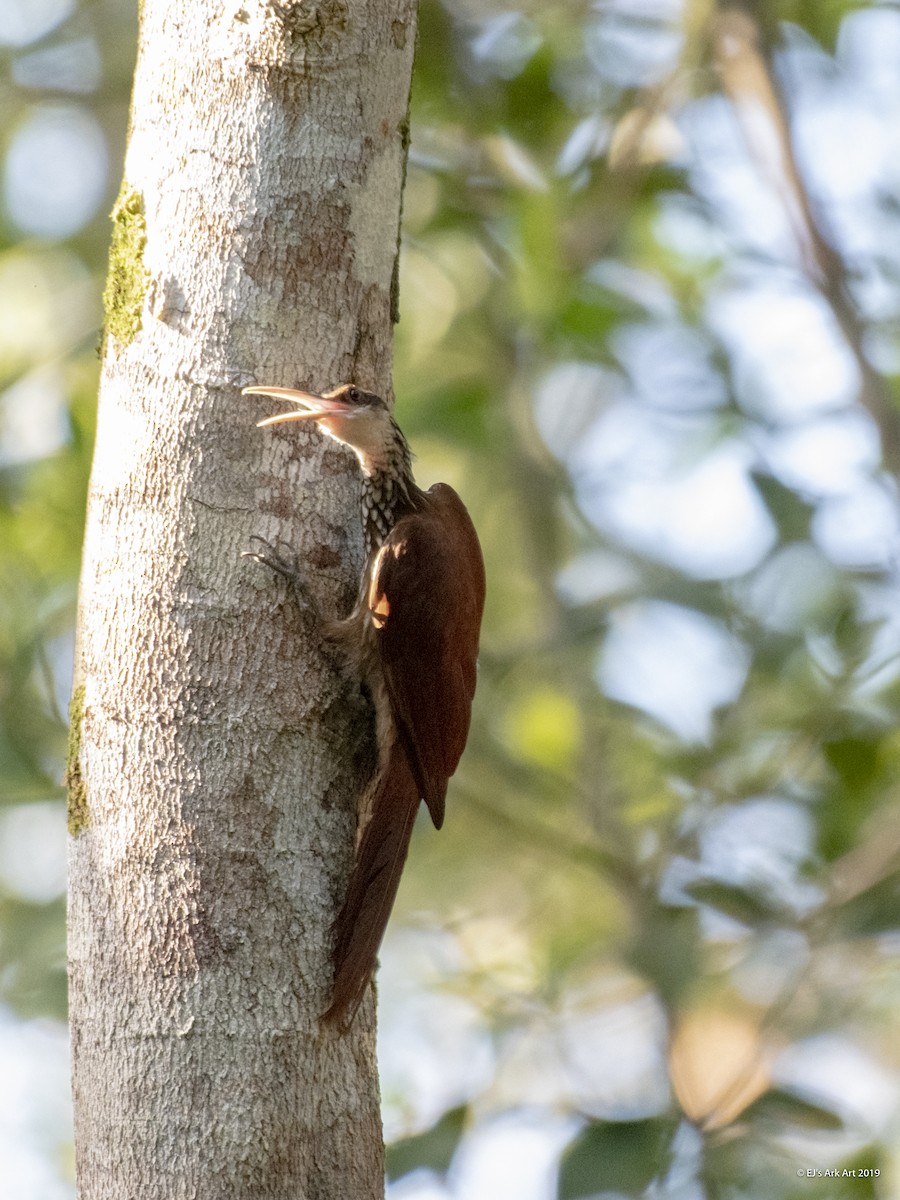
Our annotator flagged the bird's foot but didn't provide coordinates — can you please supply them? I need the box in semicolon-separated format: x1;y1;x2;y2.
243;535;301;580
243;536;320;615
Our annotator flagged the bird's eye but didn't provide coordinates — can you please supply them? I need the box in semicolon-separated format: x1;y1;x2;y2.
347;386;361;404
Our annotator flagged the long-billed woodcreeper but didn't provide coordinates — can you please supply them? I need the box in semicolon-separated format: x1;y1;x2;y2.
243;382;485;1026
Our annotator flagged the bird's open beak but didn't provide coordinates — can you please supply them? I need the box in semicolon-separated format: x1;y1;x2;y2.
242;386;352;428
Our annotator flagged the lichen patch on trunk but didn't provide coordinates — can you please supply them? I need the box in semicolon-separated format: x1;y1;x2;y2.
102;184;149;348
65;684;89;836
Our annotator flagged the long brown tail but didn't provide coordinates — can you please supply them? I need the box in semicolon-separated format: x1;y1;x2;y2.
322;742;420;1027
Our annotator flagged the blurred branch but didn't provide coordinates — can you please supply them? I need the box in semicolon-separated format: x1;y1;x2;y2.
461;776;641;896
713;1;900;473
607;75;684;172
829;807;900;906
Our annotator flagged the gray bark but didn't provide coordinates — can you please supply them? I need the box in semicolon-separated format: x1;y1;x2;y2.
67;1;417;1196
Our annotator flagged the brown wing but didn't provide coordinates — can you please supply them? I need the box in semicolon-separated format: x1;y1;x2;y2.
368;483;485;829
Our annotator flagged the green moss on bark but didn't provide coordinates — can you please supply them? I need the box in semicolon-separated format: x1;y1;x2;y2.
102;185;148;347
66;684;89;836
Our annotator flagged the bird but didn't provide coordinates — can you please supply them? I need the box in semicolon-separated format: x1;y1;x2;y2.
242;382;486;1027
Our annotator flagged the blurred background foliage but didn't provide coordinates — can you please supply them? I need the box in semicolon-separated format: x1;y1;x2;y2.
1;0;899;1195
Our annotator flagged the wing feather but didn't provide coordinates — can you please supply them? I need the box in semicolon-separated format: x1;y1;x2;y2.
368;484;485;829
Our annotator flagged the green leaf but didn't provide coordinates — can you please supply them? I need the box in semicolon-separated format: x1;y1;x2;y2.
823;735;884;793
819;733;886;858
744;1087;844;1132
627;907;700;1007
684;879;782;927
0;894;67;1019
836;874;900;937
778;1;866;54
833;1144;885;1198
386;1105;468;1182
557;1118;676;1199
749;471;814;544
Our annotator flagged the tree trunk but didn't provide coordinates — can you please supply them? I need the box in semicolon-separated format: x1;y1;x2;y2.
67;2;416;1196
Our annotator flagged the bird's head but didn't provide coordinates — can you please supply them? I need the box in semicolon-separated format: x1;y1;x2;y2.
243;382;397;475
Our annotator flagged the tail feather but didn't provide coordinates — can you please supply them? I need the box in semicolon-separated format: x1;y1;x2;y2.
322;743;420;1027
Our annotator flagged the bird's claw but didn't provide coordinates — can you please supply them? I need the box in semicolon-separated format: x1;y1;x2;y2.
243;537;326;624
243;535;300;578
